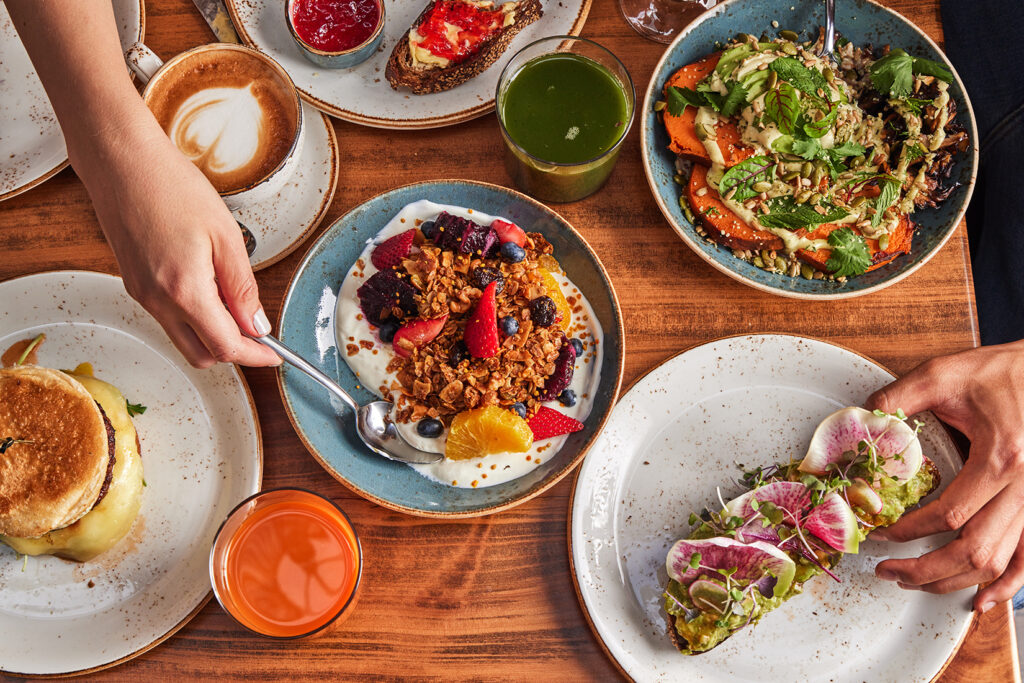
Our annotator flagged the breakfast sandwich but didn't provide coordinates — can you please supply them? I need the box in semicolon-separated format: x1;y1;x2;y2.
0;360;144;562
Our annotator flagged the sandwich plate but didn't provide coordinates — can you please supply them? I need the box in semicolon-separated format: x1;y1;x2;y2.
0;0;144;202
224;0;591;128
0;271;262;677
569;334;972;683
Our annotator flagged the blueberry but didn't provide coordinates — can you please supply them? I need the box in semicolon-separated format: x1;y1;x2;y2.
417;418;444;438
558;389;577;407
448;340;468;366
569;338;584;356
499;316;520;336
420;220;437;240
530;296;557;327
378;320;399;343
500;242;526;263
511;402;527;419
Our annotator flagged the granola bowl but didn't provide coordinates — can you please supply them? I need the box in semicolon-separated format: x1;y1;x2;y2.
640;0;978;299
277;179;624;517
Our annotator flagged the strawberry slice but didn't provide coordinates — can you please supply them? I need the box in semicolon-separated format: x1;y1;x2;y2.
491;219;527;247
464;281;499;358
393;314;448;358
528;406;584;441
371;229;415;270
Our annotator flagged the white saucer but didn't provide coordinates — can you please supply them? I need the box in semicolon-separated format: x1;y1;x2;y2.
236;101;338;271
224;0;592;128
0;271;262;677
570;334;972;683
0;1;144;202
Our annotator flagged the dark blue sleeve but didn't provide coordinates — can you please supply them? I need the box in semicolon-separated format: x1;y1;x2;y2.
941;0;1024;344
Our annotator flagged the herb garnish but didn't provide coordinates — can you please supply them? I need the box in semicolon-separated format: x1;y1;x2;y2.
718;155;776;202
769;57;831;97
825;227;872;276
764;81;800;134
14;334;45;366
126;400;147;417
0;437;34;454
758;196;848;230
666;85;706;116
871;178;902;228
869;49;952;98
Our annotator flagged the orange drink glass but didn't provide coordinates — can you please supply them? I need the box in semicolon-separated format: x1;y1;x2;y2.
210;488;362;638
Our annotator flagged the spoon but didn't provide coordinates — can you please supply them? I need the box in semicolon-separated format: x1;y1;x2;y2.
251;333;443;465
816;0;837;60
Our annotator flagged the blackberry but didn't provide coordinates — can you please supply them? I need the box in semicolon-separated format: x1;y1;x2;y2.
499;316;519;336
530;296;557;327
417;418;444;438
471;266;505;294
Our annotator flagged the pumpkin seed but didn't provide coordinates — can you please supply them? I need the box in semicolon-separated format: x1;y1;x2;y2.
850;155;866;168
795;189;812;204
801;264;815;279
679;196;696;222
673;173;685;185
782;171;800;181
809;192;823;204
752;181;773;193
879;234;890;251
851;195;867;208
801;161;813;177
779;29;799;41
766;70;778;89
785;161;804;173
654;100;666;112
753;256;765;268
824;67;835;83
811;167;825;186
781;42;798;55
775;256;788;271
695;123;709;141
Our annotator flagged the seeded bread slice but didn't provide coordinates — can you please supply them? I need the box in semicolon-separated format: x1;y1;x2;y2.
385;0;543;95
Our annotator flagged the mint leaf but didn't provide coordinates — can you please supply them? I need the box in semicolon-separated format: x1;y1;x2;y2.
764;81;800;134
719;80;749;117
718;155;776;201
825;227;872;276
759;196;848;230
769;57;830;97
126;400;148;417
872;178;901;228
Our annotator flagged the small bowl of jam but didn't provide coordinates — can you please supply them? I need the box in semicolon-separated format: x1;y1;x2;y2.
286;0;385;69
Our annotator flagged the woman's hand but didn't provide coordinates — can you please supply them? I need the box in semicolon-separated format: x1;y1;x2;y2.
866;341;1024;612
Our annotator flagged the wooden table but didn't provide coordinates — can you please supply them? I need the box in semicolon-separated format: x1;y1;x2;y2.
0;0;1017;680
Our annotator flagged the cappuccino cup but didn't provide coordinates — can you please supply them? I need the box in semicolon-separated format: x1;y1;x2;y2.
126;42;305;211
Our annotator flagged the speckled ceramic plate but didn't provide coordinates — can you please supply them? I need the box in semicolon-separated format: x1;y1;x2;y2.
569;334;971;682
277;179;623;516
241;101;338;271
224;0;591;128
0;271;262;677
0;0;144;203
640;0;979;299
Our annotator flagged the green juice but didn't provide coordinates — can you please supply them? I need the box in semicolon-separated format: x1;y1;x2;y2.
501;53;629;164
498;51;632;202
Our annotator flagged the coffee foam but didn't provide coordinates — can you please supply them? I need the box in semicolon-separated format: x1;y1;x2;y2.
147;49;298;194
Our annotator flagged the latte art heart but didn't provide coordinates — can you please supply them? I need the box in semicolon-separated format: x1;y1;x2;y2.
168;85;265;178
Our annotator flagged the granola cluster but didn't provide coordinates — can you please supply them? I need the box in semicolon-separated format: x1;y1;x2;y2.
381;230;567;424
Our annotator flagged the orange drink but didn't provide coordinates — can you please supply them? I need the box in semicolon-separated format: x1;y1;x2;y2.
210;488;361;638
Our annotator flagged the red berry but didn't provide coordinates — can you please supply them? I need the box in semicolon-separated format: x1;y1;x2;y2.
527;406;584;441
371;229;414;270
464;281;499;358
491;219;527;247
393;314;448;358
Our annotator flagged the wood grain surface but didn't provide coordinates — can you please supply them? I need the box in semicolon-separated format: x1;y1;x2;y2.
0;0;1017;681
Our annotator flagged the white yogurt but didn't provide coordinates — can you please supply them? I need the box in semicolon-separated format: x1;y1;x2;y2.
335;200;604;489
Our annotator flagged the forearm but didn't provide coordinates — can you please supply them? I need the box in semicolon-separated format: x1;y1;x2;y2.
4;1;163;170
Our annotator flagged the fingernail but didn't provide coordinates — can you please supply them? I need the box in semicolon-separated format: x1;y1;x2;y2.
253;309;271;336
877;569;898;581
897;581;918;591
979;601;996;614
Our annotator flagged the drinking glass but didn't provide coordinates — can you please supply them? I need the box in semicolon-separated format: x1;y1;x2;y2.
618;0;718;43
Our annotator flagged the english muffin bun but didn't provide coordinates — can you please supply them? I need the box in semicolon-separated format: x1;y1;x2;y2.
0;366;112;538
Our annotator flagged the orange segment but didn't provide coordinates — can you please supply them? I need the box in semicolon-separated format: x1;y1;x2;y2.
539;268;572;331
445;406;533;460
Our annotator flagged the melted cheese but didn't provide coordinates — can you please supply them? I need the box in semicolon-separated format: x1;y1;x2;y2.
0;370;143;562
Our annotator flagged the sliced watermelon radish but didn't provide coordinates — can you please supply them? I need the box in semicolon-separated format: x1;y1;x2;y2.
804;492;861;554
799;407;922;481
666;537;796;598
847;477;883;515
725;481;813;523
688;579;730;613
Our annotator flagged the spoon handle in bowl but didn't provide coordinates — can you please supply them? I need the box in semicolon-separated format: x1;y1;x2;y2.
251;334;359;412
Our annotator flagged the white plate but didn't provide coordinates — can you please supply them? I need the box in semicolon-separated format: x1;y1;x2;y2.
240;101;338;271
0;1;144;202
225;0;591;128
0;271;262;677
570;334;972;683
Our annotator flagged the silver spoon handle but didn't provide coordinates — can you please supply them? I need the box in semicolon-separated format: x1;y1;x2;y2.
251;334;359;412
822;0;836;55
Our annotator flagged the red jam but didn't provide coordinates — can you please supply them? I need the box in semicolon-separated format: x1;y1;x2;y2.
414;1;509;64
290;0;381;53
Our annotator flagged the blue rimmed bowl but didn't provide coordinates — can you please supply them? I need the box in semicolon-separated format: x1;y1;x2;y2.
277;179;624;517
641;0;978;299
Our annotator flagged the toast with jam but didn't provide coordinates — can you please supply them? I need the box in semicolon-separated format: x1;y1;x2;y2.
385;0;543;95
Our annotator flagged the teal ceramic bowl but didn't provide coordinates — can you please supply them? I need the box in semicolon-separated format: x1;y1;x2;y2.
277;180;624;517
641;0;978;299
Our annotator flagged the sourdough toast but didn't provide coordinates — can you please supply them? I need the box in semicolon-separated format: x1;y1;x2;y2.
385;0;543;95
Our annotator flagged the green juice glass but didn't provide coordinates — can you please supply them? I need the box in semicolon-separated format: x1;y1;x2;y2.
496;36;635;203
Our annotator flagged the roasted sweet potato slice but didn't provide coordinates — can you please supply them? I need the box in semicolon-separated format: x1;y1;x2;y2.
796;214;915;272
687;164;783;251
663;54;754;167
